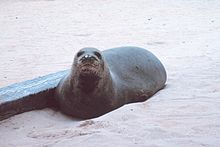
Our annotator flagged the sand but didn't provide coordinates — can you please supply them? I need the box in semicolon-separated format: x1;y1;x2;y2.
0;0;220;146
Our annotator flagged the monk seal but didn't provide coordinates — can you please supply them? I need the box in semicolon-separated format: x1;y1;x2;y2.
55;46;167;119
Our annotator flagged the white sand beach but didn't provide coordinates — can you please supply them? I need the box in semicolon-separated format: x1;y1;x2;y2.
0;0;220;146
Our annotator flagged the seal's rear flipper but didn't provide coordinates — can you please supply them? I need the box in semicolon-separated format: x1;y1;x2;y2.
0;70;68;121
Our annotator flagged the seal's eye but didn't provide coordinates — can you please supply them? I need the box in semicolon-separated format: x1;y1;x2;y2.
77;51;85;57
94;51;102;59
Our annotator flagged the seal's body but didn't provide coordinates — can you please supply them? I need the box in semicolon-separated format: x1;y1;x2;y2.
55;46;166;119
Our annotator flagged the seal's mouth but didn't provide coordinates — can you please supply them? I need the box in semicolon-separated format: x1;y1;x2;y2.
78;54;101;76
78;62;100;76
80;63;98;68
81;67;98;75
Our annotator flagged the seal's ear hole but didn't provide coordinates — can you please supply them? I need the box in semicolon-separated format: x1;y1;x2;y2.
77;51;85;57
94;51;102;59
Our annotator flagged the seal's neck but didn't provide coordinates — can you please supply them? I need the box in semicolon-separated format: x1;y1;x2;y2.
70;65;113;95
77;74;101;93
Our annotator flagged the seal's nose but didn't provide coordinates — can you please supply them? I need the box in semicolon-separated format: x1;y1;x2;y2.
81;54;97;63
85;54;90;58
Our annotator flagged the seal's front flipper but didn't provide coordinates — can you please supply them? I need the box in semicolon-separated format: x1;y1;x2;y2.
0;70;68;121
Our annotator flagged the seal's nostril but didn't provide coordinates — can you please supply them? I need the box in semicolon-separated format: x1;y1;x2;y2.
85;55;89;58
80;55;97;63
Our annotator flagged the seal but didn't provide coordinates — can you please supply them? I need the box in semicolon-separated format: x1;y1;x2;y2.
55;46;167;119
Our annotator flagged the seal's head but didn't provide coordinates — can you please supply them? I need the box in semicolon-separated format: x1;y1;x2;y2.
72;47;106;93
